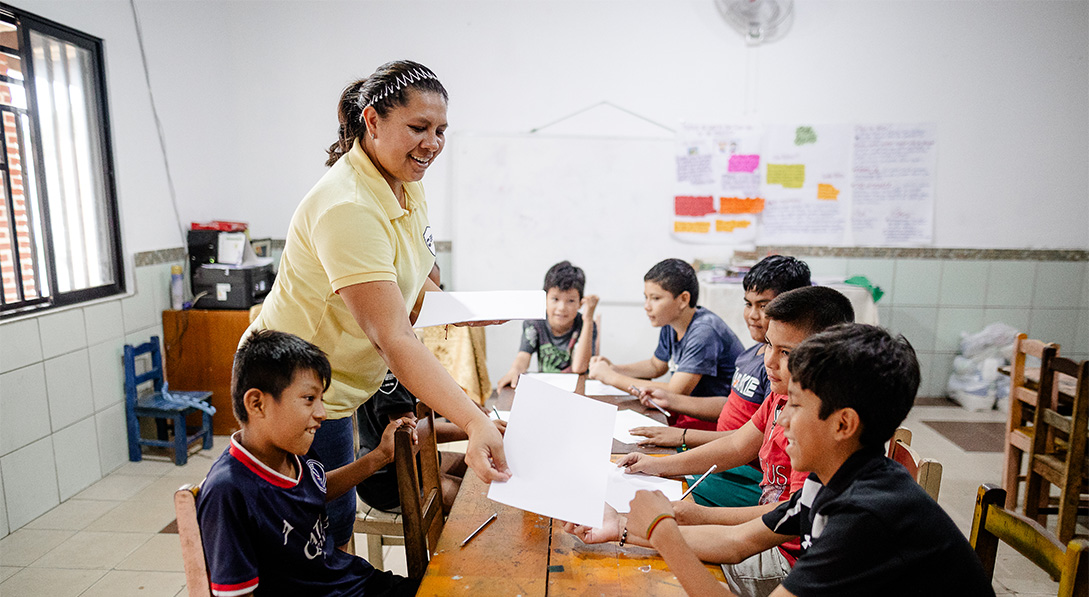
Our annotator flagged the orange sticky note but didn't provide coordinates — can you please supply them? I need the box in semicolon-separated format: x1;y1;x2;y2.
715;219;752;233
719;197;765;214
817;184;840;200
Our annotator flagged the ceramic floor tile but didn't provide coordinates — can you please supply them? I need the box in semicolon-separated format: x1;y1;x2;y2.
1;566;21;581
0;566;105;596
0;528;75;566
72;474;157;502
84;492;176;533
79;569;187;597
381;542;409;577
23;499;120;531
112;460;180;478
30;531;154;570
114;534;184;572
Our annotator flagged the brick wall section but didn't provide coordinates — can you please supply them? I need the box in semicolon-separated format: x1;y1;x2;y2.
0;53;37;304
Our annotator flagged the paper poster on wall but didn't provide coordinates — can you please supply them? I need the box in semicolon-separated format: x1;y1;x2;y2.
672;124;763;245
759;124;853;246
851;124;937;246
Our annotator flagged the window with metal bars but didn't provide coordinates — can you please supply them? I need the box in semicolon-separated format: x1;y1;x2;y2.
0;6;123;318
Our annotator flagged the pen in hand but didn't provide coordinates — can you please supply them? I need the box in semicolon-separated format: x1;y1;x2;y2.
630;385;670;418
680;464;717;500
492;406;503;421
461;512;498;547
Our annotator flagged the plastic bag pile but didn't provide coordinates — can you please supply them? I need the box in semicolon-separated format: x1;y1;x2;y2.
946;322;1020;412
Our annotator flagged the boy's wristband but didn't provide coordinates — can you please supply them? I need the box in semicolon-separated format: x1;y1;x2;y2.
680;429;687;451
646;513;676;541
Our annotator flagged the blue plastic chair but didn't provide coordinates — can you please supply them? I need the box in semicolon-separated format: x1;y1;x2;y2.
124;336;213;466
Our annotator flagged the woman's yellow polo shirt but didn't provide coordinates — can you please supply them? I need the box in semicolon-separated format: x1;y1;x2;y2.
250;139;436;419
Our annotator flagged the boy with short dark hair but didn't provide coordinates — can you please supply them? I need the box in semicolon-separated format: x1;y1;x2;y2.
623;323;995;596
498;260;599;389
589;258;745;430
197;330;418;596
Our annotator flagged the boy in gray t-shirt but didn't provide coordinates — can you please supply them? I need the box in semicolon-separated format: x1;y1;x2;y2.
497;261;599;389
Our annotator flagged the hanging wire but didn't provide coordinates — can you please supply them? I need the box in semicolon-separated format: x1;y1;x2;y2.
128;0;187;248
529;100;675;134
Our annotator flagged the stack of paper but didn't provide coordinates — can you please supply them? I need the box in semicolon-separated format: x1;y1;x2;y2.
413;290;544;328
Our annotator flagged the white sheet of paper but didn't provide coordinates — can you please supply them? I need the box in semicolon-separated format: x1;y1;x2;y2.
521;373;579;393
613;409;666;444
604;464;684;513
487;375;617;528
413;290;544;328
488;409;510;421
583;379;632;396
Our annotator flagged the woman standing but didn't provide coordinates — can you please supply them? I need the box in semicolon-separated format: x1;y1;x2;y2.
249;60;509;549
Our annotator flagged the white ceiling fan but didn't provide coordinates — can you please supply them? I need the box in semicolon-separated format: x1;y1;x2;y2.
715;0;795;45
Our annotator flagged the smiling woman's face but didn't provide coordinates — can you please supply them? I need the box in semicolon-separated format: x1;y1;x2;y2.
365;89;448;189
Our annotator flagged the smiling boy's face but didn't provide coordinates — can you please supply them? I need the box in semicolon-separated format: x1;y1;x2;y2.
743;289;777;344
780;379;839;475
546;287;581;334
763;319;810;395
263;368;327;456
643;280;688;328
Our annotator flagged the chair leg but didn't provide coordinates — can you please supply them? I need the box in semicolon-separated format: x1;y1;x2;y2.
174;414;188;466
1002;443;1021;510
1023;467;1043;522
367;534;385;570
201;412;213;450
127;413;143;462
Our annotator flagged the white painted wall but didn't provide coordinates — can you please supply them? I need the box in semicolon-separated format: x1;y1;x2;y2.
16;0;1089;254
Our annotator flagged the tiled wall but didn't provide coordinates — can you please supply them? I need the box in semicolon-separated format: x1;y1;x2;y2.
0;261;179;539
796;257;1089;397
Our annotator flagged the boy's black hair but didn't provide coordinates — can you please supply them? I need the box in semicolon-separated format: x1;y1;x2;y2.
231;330;332;424
644;258;699;307
763;286;854;335
743;255;811;296
543;261;586;299
788;323;920;449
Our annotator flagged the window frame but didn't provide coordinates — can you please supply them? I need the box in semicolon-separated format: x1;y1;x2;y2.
0;6;125;318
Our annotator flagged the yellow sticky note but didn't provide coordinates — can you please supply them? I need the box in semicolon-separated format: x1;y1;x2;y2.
817;184;840;200
715;219;752;233
767;164;805;189
674;221;711;234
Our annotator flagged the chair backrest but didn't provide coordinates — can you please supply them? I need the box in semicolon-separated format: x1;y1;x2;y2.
1009;333;1060;423
395;401;444;579
888;436;943;501
970;484;1089;597
123;336;165;405
174;483;212;597
887;426;912;458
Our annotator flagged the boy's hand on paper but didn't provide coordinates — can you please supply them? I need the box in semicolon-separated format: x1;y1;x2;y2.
492;419;507;435
637;388;675;411
616;452;664;476
628;490;675;541
465;416;512;483
631;426;683;447
563;503;623;545
588;357;614;382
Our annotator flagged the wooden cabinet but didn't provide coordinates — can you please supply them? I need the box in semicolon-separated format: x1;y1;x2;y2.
162;309;251;435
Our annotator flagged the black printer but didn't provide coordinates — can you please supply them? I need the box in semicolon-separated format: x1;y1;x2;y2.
188;229;274;310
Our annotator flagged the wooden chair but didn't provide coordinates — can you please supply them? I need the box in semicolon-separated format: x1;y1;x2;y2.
124;336;213;466
1003;334;1060;510
970;484;1089;597
887;431;943;501
174;484;212;597
1024;356;1089;544
353;499;405;570
396;401;444;579
887;426;912;458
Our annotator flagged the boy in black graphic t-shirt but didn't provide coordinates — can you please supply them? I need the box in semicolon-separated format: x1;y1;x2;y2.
623;324;995;597
498;261;598;389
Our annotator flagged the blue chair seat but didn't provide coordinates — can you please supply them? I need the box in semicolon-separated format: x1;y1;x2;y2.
125;336;215;466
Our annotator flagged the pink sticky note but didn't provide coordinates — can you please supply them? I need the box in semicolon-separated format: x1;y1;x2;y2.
728;154;760;173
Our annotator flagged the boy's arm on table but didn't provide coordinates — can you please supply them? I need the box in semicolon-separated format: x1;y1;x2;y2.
588;356;671;391
636;387;725;421
618;420;763;477
631;426;731;448
569;294;599;374
497;351;532;389
325;417;413;501
341;280;510;483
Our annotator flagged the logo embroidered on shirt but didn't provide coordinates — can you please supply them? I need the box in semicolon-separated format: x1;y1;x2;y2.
307;460;327;494
423;226;435;256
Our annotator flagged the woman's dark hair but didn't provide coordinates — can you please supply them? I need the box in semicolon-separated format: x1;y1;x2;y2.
543;261;586;299
325;60;448;167
743;255;811;296
644;258;699;307
232;330;332;424
788;323;920;449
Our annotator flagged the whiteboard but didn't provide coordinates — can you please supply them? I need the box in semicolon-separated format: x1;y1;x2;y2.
450;133;704;303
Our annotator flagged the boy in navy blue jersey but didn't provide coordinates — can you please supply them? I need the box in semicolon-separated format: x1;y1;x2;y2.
197;330;418;597
623;324;995;597
589;258;744;430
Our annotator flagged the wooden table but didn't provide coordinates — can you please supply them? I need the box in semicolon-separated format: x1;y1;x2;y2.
417;471;725;595
417;375;723;595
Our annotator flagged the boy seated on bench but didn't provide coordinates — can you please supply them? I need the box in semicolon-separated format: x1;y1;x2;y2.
623;324;995;596
197;329;418;596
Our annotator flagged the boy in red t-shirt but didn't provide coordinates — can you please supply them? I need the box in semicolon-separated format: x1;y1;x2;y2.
568;286;854;597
